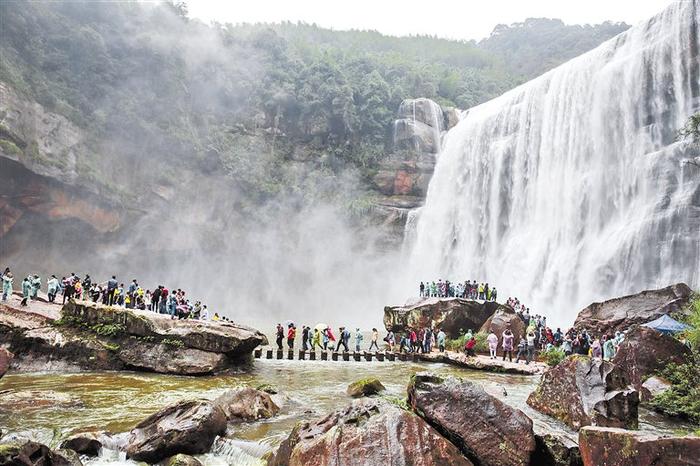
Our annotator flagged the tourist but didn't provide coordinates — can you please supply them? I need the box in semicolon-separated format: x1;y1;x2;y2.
30;275;41;299
437;329;446;352
515;336;527;363
275;323;284;350
465;329;473;341
312;328;322;350
385;330;395;352
368;328;380;351
603;334;616;360
200;305;209;320
409;328;418;352
491;287;497;302
301;326;309;351
322;328;330;350
337;327;350;353
1;268;13;302
287;324;296;349
21;276;31;306
502;328;514;362
423;327;433;353
212;312;220;321
526;330;536;364
419;282;425;297
106;275;118;306
47;275;59;303
464;335;476;356
592;336;602;359
355;328;363;352
562;336;572;355
487;330;498;359
73;279;82;300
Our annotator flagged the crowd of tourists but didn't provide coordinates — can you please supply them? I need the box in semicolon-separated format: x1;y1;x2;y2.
419;279;497;301
1;266;222;322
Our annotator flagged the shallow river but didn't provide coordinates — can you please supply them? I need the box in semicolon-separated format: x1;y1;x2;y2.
0;360;687;465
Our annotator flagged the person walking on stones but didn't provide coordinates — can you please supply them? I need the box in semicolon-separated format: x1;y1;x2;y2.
355;328;363;352
502;328;514;362
419;281;425;297
275;323;284;350
464;335;477;356
368;328;380;352
287;324;296;349
301;325;309;351
336;327;350;353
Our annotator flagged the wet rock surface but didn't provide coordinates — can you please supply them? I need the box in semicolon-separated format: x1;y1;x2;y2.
578;426;700;466
527;356;639;430
58;432;104;457
213;387;280;422
268;398;473;466
408;372;535;466
125;400;227;463
611;326;691;400
573;283;692;335
384;297;502;338
0;440;82;466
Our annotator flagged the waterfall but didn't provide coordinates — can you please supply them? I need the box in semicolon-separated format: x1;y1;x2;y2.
405;0;700;324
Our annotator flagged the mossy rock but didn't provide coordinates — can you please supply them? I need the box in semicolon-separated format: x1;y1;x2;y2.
256;383;278;395
160;453;203;466
347;378;386;398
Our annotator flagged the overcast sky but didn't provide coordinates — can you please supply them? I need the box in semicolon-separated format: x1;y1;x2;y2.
185;0;674;41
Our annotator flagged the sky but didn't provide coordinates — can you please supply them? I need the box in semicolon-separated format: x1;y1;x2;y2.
185;0;675;41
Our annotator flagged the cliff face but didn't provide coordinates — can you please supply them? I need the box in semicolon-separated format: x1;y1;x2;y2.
367;98;459;245
0;83;125;244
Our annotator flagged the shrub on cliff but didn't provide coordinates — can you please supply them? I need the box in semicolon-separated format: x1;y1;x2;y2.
647;354;700;424
446;331;488;353
540;346;566;366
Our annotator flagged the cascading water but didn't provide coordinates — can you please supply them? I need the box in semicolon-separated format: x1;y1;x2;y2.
405;0;700;324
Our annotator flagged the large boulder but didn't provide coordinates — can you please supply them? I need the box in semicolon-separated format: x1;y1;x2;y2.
0;300;266;376
611;326;691;400
527;356;639;430
573;283;692;335
0;440;82;466
384;297;502;338
125;400;227;463
0;348;12;378
213;387;279;422
346;378;386;398
392;118;441;153
268;398;472;466
407;373;535;466
532;433;583;466
59;432;104;457
479;308;527;343
578;426;700;466
161;454;203;466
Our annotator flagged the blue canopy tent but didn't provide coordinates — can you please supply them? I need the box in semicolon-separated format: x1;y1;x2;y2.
642;314;689;334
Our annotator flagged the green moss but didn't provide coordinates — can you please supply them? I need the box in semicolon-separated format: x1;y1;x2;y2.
0;139;22;156
162;338;184;348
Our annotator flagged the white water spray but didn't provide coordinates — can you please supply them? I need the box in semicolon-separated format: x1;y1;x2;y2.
405;1;700;324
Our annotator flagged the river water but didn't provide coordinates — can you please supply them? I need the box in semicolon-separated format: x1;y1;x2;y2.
0;360;689;465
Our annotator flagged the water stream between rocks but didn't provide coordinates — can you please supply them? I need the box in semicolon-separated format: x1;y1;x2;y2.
0;359;689;465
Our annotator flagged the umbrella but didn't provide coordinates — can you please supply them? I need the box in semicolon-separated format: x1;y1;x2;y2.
284;319;295;328
642;314;689;334
314;323;329;332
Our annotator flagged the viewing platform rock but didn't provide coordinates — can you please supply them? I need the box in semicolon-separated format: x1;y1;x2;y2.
0;295;267;376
